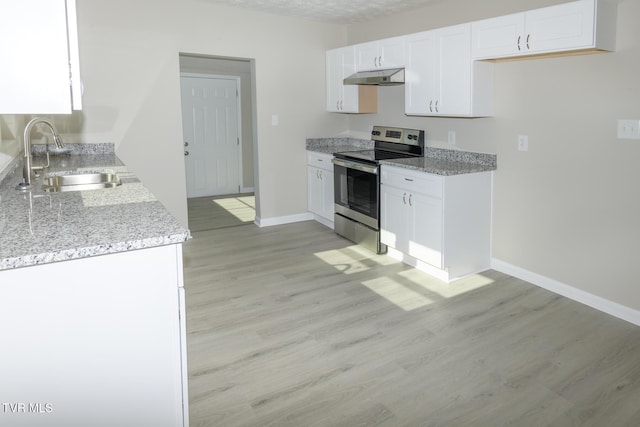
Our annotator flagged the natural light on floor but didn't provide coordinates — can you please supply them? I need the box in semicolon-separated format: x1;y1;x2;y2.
213;196;256;222
314;245;495;311
314;244;398;275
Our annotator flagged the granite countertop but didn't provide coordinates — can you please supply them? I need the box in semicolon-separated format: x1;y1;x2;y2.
0;144;190;270
306;137;497;176
306;137;373;154
380;156;495;176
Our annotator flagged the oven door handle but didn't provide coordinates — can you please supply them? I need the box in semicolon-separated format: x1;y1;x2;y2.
332;158;378;175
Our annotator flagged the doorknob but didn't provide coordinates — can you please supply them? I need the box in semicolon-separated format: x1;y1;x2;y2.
184;150;189;156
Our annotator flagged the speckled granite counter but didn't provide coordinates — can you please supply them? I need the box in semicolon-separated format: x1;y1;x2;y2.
381;146;496;176
0;144;190;270
306;137;496;176
306;137;372;154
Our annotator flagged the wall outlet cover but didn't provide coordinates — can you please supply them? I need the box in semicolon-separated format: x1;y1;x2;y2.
518;134;528;151
448;131;456;145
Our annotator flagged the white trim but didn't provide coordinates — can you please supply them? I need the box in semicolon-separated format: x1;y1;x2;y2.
387;247;451;282
491;258;640;327
255;213;314;228
241;186;254;194
312;214;334;230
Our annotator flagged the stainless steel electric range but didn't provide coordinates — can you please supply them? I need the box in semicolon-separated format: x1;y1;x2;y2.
332;126;425;254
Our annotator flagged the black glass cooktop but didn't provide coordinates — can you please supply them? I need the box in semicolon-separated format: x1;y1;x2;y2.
334;149;415;164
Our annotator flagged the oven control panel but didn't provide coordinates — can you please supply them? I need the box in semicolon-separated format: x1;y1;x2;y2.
371;126;425;147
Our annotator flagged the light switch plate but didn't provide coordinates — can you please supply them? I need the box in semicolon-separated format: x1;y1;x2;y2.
617;119;640;139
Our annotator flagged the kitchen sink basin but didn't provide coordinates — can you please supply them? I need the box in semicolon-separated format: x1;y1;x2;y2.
42;172;121;192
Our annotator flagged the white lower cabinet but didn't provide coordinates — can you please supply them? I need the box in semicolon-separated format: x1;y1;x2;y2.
0;245;188;427
307;151;334;227
381;165;492;282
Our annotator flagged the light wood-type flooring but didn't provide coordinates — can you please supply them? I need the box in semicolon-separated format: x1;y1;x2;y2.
187;194;255;232
182;221;640;427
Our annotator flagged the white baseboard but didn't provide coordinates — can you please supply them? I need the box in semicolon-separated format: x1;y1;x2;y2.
491;258;640;327
387;247;451;282
241;186;254;194
255;212;314;228
312;214;334;230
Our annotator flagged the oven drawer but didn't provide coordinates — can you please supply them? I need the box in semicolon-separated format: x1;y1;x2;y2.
307;151;333;172
381;165;443;198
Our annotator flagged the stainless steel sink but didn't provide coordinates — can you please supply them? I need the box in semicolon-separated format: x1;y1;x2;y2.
42;172;121;192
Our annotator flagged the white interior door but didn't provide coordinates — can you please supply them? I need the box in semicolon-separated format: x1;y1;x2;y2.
180;75;240;198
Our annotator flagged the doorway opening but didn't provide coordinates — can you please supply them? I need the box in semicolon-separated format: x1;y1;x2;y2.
179;53;258;231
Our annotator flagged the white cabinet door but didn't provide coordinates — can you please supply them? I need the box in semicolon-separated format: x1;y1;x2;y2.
471;13;524;59
326;47;352;112
380;184;410;253
308;166;323;215
410;192;443;268
320;168;335;221
437;24;473;116
526;0;595;54
0;245;186;426
355;36;405;71
0;0;82;114
355;41;380;71
404;31;438;115
472;0;613;59
307;152;335;223
405;24;487;117
307;167;334;223
378;37;405;69
381;183;443;268
326;47;376;113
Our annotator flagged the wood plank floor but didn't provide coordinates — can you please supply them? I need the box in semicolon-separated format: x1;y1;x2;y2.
182;221;640;427
187;194;255;232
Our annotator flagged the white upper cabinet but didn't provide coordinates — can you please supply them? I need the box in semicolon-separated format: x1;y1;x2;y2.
471;0;617;60
355;36;405;71
0;0;83;114
405;24;494;117
326;46;377;113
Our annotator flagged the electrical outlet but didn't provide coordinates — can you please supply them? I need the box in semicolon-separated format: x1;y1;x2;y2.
271;114;279;126
448;131;456;146
518;135;528;151
617;119;640;139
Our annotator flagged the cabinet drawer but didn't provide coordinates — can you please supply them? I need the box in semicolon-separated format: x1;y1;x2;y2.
307;151;334;172
381;166;443;198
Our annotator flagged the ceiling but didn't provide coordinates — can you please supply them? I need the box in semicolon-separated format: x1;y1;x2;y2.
201;0;441;24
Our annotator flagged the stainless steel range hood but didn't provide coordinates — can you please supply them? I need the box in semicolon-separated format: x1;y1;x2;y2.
343;68;404;86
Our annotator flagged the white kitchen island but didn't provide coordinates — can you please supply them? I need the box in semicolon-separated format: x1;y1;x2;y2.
0;145;190;426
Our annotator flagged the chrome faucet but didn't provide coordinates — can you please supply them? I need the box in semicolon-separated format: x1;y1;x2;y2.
18;118;65;189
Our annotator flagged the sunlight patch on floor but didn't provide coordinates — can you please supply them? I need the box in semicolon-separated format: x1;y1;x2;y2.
314;245;399;275
397;269;495;299
362;276;434;311
212;197;255;222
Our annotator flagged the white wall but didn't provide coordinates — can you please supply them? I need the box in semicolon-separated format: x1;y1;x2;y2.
52;0;349;226
346;0;640;312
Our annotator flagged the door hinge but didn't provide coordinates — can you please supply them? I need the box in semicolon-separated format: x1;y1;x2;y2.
237;137;240;145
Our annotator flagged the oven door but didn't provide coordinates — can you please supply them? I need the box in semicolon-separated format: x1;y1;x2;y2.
332;158;379;230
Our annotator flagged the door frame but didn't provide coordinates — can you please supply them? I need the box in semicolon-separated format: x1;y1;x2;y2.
180;72;244;196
